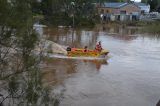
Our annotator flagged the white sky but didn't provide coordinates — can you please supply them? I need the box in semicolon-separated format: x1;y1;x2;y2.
131;0;141;2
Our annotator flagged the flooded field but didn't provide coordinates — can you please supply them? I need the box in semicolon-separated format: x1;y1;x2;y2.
41;26;160;106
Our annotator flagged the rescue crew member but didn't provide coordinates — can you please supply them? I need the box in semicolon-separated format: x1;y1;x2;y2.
95;41;102;52
84;46;88;52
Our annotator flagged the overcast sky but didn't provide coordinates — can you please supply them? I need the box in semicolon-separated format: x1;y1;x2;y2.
131;0;141;2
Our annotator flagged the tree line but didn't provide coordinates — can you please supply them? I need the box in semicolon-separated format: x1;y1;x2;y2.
141;0;160;11
32;0;160;27
32;0;132;27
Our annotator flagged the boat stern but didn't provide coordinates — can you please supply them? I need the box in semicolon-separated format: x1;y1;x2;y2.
99;50;109;57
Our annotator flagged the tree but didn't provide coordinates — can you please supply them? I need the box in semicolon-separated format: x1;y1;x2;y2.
40;0;96;26
0;0;60;105
147;0;158;11
102;0;130;2
141;0;147;3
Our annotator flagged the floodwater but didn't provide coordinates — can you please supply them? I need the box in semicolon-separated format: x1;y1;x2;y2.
42;26;160;106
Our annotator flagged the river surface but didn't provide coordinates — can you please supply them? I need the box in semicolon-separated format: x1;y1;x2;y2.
41;26;160;106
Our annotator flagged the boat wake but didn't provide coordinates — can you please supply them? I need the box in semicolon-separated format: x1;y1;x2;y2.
37;41;110;60
47;53;111;60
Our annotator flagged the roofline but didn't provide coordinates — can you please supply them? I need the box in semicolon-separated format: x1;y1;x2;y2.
98;3;141;9
97;7;120;9
119;3;128;8
131;3;141;9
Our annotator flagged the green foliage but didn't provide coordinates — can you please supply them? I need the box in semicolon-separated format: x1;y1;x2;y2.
92;0;127;2
141;0;147;3
32;1;42;14
0;0;62;106
142;21;160;34
48;12;72;26
8;77;19;95
32;0;132;27
77;17;95;27
38;0;97;27
105;0;127;2
147;0;158;11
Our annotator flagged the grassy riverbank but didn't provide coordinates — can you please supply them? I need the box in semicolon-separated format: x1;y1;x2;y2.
101;21;160;34
141;21;160;34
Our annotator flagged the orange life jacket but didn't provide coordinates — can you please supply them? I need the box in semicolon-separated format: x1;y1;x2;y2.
95;44;102;52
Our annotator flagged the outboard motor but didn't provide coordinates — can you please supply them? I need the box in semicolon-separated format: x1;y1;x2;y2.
66;47;71;51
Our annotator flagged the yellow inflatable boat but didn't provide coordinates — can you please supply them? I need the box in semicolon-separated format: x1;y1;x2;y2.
66;47;109;58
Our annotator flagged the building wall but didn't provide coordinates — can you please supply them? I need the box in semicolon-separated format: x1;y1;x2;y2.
97;4;141;15
139;5;150;13
97;8;115;14
120;4;141;15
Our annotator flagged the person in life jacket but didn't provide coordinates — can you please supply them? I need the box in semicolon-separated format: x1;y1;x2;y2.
84;46;88;52
95;41;103;52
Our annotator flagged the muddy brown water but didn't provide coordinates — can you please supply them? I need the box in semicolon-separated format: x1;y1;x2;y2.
42;26;160;106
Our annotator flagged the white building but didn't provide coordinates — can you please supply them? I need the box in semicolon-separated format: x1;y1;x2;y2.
135;3;150;14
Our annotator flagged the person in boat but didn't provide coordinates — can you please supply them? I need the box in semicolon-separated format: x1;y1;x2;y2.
95;41;103;52
84;46;88;52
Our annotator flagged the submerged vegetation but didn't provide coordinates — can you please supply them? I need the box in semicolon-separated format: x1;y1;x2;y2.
101;20;160;35
141;21;160;34
125;20;160;34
